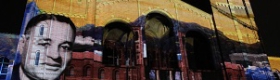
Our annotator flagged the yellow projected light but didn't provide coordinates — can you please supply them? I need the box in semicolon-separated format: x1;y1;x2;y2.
268;56;280;71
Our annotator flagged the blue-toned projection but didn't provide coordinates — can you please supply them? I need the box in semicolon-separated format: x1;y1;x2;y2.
19;1;40;36
0;33;20;80
245;62;276;80
0;1;40;80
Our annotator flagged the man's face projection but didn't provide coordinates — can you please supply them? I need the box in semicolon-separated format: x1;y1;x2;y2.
21;20;74;80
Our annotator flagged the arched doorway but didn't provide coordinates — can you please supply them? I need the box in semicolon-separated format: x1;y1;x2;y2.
65;66;75;76
102;21;136;66
183;31;222;80
144;12;179;80
98;69;105;80
113;70;120;80
83;65;92;77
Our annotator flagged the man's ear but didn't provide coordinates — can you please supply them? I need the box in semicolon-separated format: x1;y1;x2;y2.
17;35;27;54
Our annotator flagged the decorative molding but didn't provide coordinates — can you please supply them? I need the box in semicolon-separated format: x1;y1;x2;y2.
216;2;245;10
40;10;87;18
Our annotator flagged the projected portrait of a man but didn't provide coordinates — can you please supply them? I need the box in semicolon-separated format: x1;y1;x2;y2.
13;14;76;80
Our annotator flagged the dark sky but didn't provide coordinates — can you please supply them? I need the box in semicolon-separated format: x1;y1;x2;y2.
249;0;280;57
0;0;27;34
1;0;279;57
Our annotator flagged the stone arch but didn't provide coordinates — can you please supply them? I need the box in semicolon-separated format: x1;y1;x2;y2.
144;10;173;19
144;12;175;39
179;23;218;58
102;20;133;43
183;30;223;79
144;12;179;80
184;30;214;70
104;18;130;27
102;21;137;66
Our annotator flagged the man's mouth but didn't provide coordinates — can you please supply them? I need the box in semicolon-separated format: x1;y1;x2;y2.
42;63;61;71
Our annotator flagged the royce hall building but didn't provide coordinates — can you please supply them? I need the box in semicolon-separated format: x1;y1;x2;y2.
22;0;263;80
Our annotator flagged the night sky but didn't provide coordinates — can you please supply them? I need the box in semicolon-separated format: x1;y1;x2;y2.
0;0;27;34
1;0;279;57
250;0;280;57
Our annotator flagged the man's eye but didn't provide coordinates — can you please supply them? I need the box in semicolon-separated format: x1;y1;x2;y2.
61;45;70;50
38;43;50;46
38;40;51;47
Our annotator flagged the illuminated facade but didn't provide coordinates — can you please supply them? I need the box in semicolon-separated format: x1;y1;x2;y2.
21;0;267;80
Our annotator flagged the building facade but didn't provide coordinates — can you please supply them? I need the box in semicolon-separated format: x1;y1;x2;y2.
20;0;267;80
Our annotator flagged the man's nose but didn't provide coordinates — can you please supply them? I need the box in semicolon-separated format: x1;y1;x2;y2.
46;45;61;59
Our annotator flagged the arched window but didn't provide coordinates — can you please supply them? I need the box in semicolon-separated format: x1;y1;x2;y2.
98;69;105;80
184;31;215;70
113;70;119;80
35;50;40;65
144;12;178;69
66;66;75;76
83;65;92;77
102;21;136;66
70;67;75;76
